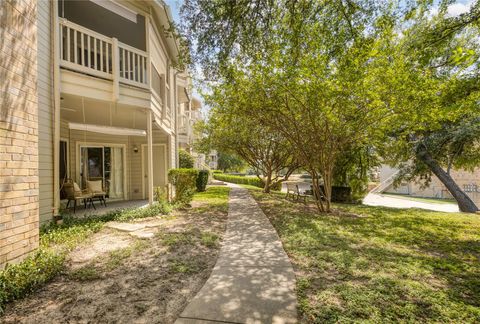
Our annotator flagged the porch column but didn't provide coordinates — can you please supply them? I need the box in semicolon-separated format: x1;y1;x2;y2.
53;0;61;215
187;99;192;153
147;111;154;205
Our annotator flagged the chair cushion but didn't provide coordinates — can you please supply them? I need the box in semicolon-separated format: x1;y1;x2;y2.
87;180;103;193
73;182;81;192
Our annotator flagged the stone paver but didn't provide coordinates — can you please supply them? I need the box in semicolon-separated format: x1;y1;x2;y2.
363;193;459;213
106;222;146;232
176;185;297;324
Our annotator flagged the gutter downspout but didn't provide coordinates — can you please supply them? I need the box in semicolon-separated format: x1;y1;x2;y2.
52;1;61;216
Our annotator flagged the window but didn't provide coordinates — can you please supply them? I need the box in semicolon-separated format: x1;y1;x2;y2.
80;146;125;199
151;63;166;106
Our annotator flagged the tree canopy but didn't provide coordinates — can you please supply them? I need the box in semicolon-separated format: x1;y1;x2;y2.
181;0;480;212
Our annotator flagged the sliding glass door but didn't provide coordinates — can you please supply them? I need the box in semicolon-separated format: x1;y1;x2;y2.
80;145;125;200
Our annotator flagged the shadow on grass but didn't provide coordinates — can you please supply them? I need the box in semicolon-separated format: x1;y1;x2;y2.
250;190;480;322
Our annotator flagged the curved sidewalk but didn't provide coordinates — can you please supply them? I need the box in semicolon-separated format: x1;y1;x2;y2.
363;193;459;213
176;185;297;324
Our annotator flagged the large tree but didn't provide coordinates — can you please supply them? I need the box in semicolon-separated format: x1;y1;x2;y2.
180;0;480;212
201;76;299;193
375;1;480;212
217;152;246;173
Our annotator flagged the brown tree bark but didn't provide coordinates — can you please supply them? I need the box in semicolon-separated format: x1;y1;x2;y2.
263;165;272;193
416;144;479;213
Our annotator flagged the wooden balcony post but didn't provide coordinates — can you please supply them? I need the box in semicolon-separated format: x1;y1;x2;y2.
112;37;119;101
187;99;192;138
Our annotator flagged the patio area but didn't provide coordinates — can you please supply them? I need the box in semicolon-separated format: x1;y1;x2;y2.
62;199;149;218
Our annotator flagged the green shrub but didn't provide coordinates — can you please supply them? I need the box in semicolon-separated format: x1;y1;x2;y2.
154;186;168;204
179;149;195;168
213;173;264;188
308;185;353;203
212;170;223;174
168;168;199;204
115;201;172;221
196;170;209;192
0;248;65;314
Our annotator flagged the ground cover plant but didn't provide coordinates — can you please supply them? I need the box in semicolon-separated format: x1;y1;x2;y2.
248;188;480;323
0;201;171;314
1;186;230;323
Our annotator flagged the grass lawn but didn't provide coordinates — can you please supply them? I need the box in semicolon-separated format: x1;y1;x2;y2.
248;188;480;323
382;193;457;205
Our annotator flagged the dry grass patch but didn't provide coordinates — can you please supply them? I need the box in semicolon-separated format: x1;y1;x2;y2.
1;186;230;324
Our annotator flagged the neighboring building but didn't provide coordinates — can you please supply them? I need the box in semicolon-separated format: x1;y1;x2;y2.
1;0;194;267
208;150;218;170
378;165;480;206
177;96;217;169
178;96;201;151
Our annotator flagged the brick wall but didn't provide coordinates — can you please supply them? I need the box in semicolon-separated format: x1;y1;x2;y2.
409;168;480;205
0;0;39;268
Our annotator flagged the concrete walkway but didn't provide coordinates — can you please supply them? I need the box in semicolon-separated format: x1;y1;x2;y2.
176;185;297;324
363;193;459;213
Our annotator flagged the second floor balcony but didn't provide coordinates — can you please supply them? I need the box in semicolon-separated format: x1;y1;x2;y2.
60;19;149;90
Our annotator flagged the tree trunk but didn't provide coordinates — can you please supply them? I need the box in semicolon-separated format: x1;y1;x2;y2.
416;145;478;213
263;172;272;193
322;170;332;213
310;169;325;213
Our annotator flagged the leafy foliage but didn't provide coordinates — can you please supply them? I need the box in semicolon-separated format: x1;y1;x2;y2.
217;152;246;173
202;74;299;193
0;249;65;313
196;170;209;192
179;149;195;169
168;168;199;204
180;0;480;212
333;146;380;200
374;2;480;212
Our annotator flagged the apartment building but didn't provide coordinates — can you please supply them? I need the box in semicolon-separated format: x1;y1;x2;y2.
1;0;193;267
378;165;480;206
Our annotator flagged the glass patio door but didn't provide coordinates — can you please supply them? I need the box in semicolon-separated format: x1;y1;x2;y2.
80;146;125;200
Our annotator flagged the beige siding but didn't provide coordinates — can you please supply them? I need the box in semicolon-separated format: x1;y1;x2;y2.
37;2;54;224
59;123;168;201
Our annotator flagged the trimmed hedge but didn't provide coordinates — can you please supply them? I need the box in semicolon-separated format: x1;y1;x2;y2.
328;186;352;202
196;170;209;192
213;173;264;188
309;185;353;202
168;168;199;204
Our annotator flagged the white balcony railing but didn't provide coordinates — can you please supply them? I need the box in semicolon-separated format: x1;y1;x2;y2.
178;113;188;134
59;19;148;89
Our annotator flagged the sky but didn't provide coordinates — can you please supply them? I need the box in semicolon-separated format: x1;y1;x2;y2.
164;0;475;25
164;0;182;24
